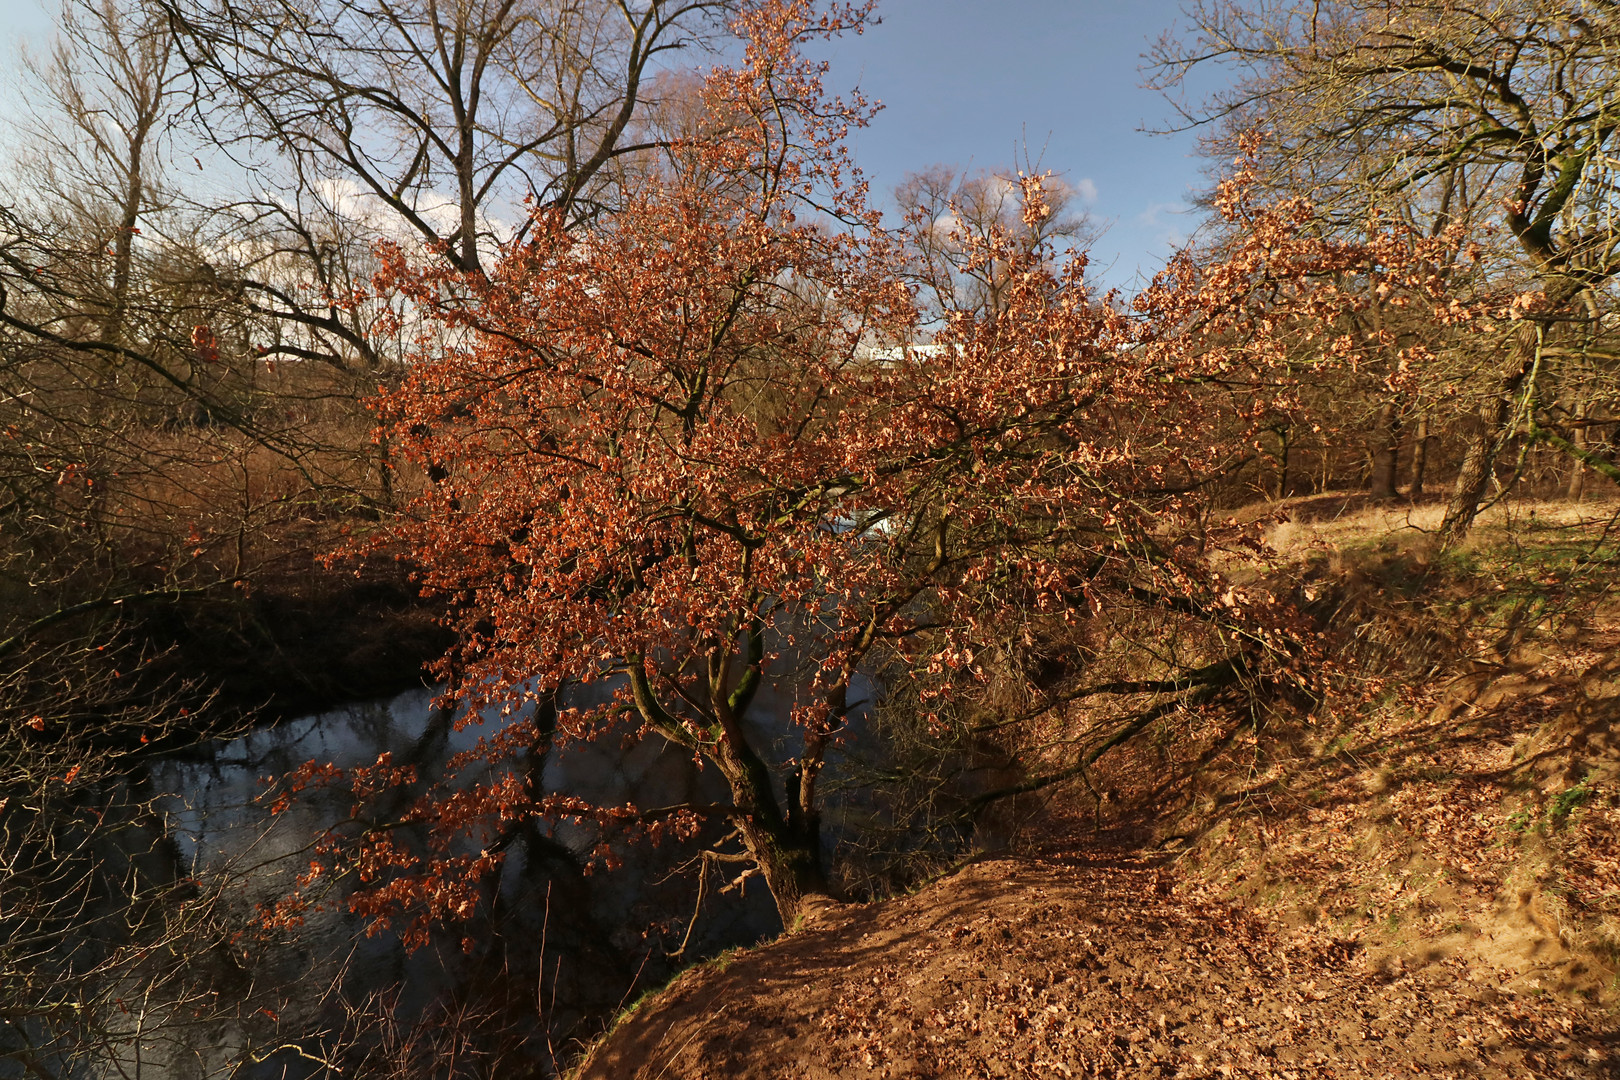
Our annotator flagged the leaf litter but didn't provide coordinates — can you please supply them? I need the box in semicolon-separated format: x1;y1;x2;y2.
575;850;1613;1078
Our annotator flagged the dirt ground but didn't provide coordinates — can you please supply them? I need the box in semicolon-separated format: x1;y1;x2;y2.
574;851;1615;1079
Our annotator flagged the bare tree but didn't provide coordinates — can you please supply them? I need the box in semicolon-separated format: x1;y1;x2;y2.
896;164;1099;321
163;0;735;273
9;0;188;349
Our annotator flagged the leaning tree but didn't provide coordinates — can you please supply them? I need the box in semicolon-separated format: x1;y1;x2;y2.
1154;0;1620;541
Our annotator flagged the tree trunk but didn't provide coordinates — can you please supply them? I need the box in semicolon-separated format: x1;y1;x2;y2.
1270;425;1290;500
101;106;154;345
632;653;833;926
1409;414;1430;498
713;739;830;926
737;807;829;927
1567;401;1588;501
1437;394;1512;550
1437;322;1539;549
1368;401;1403;500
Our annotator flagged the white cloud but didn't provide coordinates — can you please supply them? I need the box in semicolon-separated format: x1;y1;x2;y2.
1135;200;1189;249
1073;177;1099;204
310;176;511;255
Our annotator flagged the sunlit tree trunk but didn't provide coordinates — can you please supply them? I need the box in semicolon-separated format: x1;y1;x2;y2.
1368;401;1402;500
1438;325;1538;549
1566;401;1589;502
1409;414;1430;498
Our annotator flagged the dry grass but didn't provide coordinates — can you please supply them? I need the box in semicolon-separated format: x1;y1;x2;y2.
1250;491;1620;559
1111;490;1620;1009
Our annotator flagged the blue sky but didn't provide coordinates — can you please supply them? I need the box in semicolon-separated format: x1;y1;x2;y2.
2;1;51;73
814;0;1211;288
2;1;55;127
1;0;1215;285
1;0;47;44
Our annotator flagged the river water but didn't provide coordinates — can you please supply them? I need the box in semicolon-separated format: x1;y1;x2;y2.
119;665;885;1080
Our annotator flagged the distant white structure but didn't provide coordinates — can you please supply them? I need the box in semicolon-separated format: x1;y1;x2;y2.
855;342;962;366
